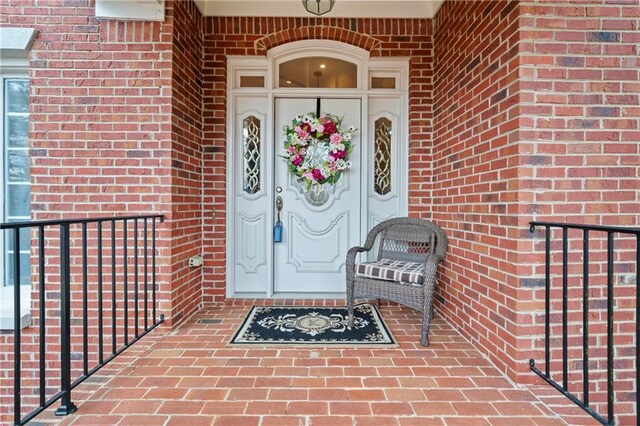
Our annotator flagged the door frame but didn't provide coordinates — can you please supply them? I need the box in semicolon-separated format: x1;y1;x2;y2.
225;40;409;298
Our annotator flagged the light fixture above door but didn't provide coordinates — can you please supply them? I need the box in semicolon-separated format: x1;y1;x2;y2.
302;0;335;16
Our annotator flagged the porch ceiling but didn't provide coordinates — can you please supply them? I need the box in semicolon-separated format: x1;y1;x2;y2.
193;0;445;18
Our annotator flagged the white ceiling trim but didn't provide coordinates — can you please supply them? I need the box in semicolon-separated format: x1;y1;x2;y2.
96;0;166;21
193;0;444;18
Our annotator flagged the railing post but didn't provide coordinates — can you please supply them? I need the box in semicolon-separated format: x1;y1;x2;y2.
55;223;78;416
606;232;614;424
13;228;22;426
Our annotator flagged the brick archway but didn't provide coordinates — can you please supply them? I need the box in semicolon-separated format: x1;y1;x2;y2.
254;26;383;55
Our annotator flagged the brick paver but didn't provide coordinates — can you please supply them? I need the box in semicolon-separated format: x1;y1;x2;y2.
36;301;597;425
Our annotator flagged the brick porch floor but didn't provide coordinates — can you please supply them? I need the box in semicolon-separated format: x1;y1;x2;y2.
36;300;597;426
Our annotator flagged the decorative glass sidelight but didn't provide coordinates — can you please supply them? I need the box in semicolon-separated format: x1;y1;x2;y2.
242;116;261;194
374;117;392;196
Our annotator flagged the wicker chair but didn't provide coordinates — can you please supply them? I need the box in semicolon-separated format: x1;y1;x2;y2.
346;217;448;346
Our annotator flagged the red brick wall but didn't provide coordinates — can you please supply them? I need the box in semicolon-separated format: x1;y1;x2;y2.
519;0;640;226
518;1;639;422
0;0;205;420
0;0;175;314
201;17;434;303
0;0;207;324
169;0;205;325
431;0;522;379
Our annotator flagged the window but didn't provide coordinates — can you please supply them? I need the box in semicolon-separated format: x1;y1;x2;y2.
374;117;392;196
239;75;265;88
242;116;261;194
278;57;357;88
371;76;396;89
1;74;30;286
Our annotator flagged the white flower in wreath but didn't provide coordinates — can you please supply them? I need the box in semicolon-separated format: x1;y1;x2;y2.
335;159;349;170
331;143;345;153
289;133;301;145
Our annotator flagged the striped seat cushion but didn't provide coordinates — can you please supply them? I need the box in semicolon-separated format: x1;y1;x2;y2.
355;258;425;285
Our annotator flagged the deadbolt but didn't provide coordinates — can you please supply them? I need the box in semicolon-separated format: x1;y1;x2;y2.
276;186;282;193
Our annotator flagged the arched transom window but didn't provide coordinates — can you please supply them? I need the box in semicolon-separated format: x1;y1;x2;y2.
278;56;358;89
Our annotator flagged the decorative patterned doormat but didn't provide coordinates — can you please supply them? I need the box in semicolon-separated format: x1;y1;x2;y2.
230;304;396;346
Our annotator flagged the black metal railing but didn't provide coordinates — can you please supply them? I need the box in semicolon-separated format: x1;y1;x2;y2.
1;214;165;426
529;221;640;426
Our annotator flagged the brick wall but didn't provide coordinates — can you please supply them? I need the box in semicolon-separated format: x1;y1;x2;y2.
433;6;639;418
431;0;522;379
0;0;206;420
200;17;434;303
169;0;205;325
0;0;208;324
519;0;640;231
518;1;639;422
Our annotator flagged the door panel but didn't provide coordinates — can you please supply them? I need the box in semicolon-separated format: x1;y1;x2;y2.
273;98;361;293
233;97;270;293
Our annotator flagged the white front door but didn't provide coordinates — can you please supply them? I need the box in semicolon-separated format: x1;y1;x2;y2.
273;98;362;294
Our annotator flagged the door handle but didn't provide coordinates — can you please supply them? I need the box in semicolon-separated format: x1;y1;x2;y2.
275;196;283;220
274;196;284;243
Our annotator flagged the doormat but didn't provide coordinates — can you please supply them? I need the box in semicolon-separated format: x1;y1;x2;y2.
230;304;396;346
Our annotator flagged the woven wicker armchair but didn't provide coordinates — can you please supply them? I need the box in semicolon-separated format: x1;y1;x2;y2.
346;217;448;346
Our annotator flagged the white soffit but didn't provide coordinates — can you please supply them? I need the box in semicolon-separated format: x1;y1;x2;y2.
193;0;444;18
96;0;165;21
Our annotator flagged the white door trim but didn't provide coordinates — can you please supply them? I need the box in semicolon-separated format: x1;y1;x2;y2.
225;40;409;298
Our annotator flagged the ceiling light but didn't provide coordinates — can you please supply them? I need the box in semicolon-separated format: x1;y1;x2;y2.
302;0;335;16
286;80;292;84
320;64;326;69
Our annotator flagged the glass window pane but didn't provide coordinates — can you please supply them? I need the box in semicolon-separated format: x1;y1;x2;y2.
279;57;357;88
5;253;31;285
374;117;392;196
6;79;29;113
7;115;28;147
8;151;30;182
5;226;31;251
371;77;396;89
239;76;265;88
7;184;30;217
242;116;261;194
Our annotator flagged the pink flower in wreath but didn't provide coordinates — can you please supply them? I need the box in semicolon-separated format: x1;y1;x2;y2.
328;158;337;171
295;127;309;140
302;171;315;181
312;169;324;180
332;150;347;159
292;156;303;167
330;133;343;144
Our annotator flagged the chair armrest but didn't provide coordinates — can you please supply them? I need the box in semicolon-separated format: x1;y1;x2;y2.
422;256;442;291
346;246;368;264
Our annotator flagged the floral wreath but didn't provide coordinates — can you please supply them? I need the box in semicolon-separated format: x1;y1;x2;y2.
282;112;357;189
